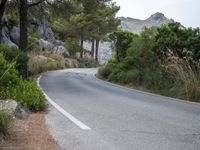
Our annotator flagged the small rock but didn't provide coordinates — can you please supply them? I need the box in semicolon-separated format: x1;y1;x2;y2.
53;46;69;56
0;100;29;119
39;39;54;51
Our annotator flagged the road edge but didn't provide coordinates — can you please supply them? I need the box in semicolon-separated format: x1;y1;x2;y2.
37;75;91;130
93;73;200;106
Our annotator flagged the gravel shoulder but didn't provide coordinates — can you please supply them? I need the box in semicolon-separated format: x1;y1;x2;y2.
0;111;58;150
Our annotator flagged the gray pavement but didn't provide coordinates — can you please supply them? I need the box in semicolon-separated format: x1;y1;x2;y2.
39;68;200;150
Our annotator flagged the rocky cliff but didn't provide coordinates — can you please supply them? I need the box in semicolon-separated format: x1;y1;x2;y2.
1;12;175;64
120;12;174;33
1;14;68;55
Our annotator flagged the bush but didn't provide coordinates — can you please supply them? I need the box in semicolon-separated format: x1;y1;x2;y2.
65;38;80;55
99;25;200;102
0;80;46;112
0;110;12;136
10;80;46;112
0;44;28;78
98;63;119;78
0;47;46;112
0;54;19;88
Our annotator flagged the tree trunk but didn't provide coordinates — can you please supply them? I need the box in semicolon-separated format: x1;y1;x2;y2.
95;39;99;61
91;38;95;58
19;0;28;51
80;33;84;58
0;0;7;43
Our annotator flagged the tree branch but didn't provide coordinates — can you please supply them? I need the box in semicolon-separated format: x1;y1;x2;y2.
28;0;45;8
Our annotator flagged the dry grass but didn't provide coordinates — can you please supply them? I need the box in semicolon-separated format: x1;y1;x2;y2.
28;50;67;75
0;112;58;150
166;49;200;102
0;111;12;136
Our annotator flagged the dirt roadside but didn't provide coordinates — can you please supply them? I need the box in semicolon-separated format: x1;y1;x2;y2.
0;111;59;150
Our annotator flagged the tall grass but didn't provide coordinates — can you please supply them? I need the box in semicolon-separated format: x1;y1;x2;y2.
0;110;12;136
166;49;200;102
28;50;67;75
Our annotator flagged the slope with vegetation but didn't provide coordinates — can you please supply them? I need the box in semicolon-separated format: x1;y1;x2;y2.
0;0;120;137
99;22;200;102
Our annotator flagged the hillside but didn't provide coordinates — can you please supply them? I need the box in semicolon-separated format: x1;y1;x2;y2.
120;12;174;33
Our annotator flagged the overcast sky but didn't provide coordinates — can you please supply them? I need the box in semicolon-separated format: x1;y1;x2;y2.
114;0;200;28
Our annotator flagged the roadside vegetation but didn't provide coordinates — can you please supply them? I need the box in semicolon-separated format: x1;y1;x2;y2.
0;0;120;137
0;45;46;112
0;44;46;135
0;110;12;136
28;50;67;75
99;23;200;102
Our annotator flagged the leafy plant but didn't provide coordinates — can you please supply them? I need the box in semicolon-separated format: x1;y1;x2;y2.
0;110;12;136
0;45;46;112
0;44;28;78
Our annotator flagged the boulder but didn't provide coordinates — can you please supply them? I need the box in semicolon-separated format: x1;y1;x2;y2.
54;40;65;46
53;45;69;55
10;26;20;45
39;39;54;51
0;100;29;119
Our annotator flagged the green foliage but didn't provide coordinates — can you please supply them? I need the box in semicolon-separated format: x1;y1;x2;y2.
99;24;200;102
0;110;12;136
28;37;40;49
0;80;46;112
153;22;200;60
0;45;46;112
0;45;28;78
65;38;80;55
28;28;40;49
109;30;138;62
5;0;19;29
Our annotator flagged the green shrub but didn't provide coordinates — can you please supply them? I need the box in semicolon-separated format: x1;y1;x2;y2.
65;38;80;55
98;63;118;78
11;80;46;112
98;25;200;102
125;69;141;83
0;110;12;136
0;80;46;112
0;48;46;112
0;44;28;78
0;54;19;88
109;30;138;62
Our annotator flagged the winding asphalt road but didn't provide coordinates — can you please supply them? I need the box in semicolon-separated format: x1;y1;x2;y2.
39;68;200;150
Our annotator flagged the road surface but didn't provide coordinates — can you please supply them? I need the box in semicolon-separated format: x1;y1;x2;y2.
39;68;200;150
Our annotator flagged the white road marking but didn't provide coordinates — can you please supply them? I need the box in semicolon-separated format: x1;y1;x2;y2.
37;76;91;130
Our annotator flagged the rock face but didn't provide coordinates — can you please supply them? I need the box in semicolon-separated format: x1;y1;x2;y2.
0;100;29;119
53;46;68;55
1;17;18;48
10;26;20;45
120;12;174;34
38;16;55;43
39;39;54;51
83;41;112;64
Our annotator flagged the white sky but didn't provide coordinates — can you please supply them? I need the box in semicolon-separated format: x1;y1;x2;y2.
114;0;200;28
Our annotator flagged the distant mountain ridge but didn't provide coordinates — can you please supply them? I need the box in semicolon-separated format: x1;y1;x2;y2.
119;12;174;33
